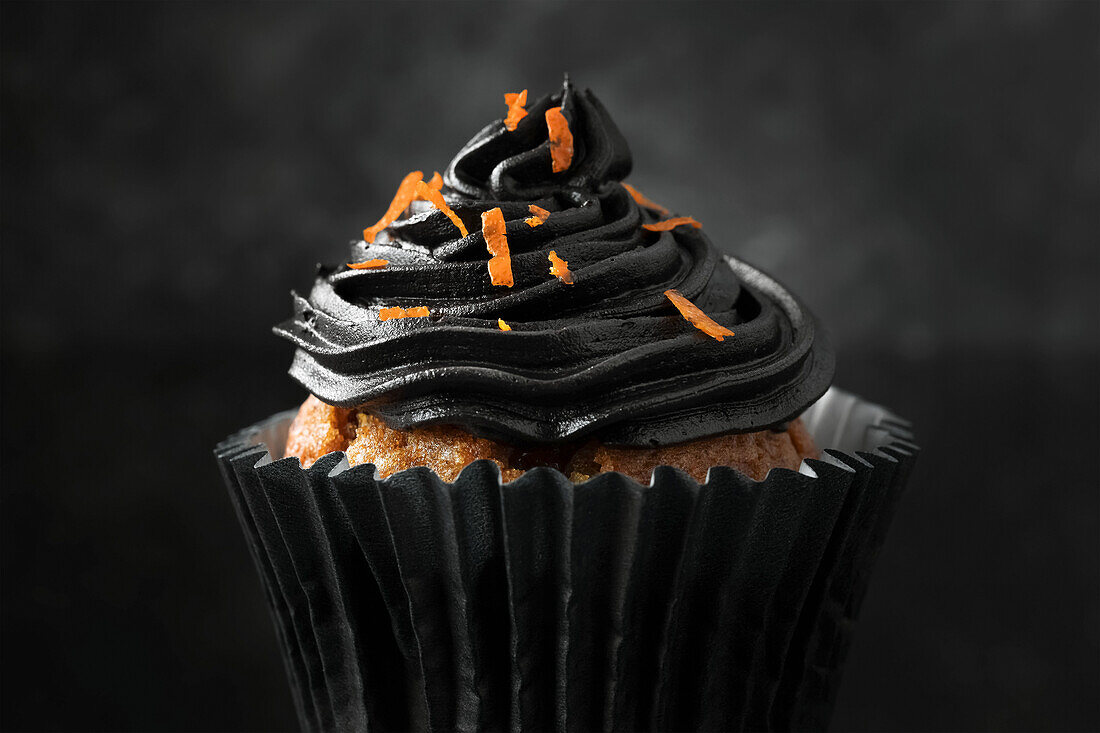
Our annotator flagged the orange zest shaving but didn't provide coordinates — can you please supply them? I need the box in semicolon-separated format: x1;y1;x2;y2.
347;259;388;270
363;170;423;243
525;204;551;227
414;180;469;237
481;207;513;287
663;289;734;341
548;250;574;285
378;305;430;321
622;182;670;217
642;216;702;232
503;89;528;131
545;107;573;173
426;171;443;190
497;318;511;331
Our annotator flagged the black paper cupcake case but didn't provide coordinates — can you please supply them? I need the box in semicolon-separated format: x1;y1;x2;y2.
216;387;917;732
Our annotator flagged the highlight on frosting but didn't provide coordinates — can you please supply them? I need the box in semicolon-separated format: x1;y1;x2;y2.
347;259;388;270
378;305;430;320
525;204;551;227
363;170;422;243
481;207;513;287
545;106;573;172
663;289;735;341
548;250;573;284
622;182;670;216
503;89;528;131
642;216;702;232
277;79;834;446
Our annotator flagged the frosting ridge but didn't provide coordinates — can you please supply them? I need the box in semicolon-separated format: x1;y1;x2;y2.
275;81;834;446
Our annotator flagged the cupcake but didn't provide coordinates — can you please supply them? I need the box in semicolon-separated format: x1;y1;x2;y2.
217;80;918;732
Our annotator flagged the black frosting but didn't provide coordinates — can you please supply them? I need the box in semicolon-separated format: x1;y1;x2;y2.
275;81;834;446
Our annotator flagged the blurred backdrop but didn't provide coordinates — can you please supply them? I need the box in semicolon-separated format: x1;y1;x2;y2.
2;1;1098;730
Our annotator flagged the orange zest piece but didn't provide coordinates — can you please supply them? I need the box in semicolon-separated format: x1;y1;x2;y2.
526;204;551;227
663;289;734;341
545;107;573;173
363;170;423;243
503;89;528;131
622;182;670;216
426;171;443;190
548;250;574;285
414;180;469;237
497;318;511;331
481;207;513;287
347;259;388;270
378;305;430;321
642;216;702;232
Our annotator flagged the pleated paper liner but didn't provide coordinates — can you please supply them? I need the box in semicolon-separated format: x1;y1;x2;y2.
215;387;917;732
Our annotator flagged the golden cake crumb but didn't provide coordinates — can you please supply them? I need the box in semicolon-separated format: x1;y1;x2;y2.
284;395;818;483
283;395;356;468
588;419;817;482
344;412;523;482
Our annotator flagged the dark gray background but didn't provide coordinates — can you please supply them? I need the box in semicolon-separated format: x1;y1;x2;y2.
2;1;1098;730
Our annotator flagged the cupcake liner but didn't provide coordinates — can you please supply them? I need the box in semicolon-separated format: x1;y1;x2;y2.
215;387;917;732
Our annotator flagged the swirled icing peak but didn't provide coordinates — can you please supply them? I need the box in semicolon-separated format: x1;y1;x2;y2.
275;80;834;446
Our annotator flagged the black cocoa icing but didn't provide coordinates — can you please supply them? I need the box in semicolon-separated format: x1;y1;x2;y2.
276;80;833;445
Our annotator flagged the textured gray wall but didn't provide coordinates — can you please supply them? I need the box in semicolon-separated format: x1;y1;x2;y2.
2;2;1098;731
